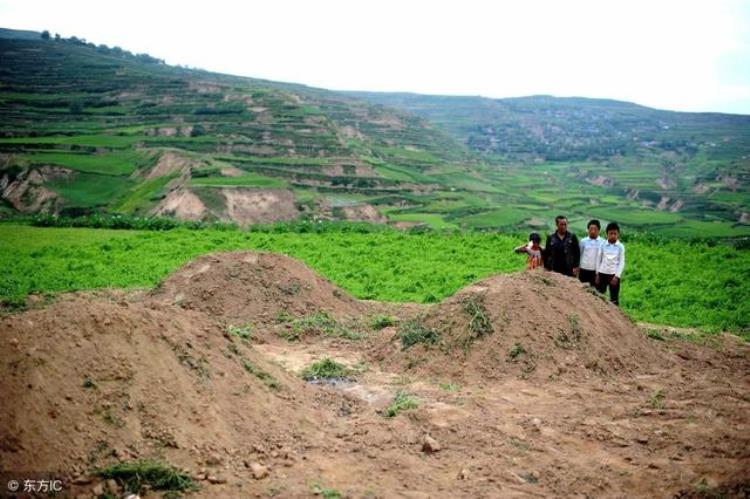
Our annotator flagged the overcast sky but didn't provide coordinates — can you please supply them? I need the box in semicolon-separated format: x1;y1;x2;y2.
1;0;749;114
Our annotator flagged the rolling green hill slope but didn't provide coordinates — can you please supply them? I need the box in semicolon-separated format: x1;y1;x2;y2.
0;29;472;226
1;27;748;237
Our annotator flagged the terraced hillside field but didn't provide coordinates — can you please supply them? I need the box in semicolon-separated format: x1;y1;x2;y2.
0;30;475;226
1;28;749;237
349;93;750;236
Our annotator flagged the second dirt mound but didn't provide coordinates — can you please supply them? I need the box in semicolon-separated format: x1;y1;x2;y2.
373;270;670;381
150;252;365;323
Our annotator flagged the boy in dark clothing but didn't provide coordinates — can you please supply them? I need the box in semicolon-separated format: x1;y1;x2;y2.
543;215;580;277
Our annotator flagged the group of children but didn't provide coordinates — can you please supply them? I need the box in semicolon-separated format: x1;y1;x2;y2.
514;219;625;305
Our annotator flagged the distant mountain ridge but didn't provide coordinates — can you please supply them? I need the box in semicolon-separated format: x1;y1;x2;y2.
346;91;750;161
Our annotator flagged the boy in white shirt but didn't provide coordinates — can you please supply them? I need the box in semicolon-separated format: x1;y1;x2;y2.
595;222;625;306
579;219;604;286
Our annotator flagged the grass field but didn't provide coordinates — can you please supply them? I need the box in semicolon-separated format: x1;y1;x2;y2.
1;224;747;338
47;174;134;207
189;172;287;188
21;150;147;176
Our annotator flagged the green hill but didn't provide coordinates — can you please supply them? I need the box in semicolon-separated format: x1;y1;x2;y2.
0;28;470;226
1;27;749;237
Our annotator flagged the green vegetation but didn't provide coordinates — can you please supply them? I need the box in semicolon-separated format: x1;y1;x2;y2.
113;174;177;214
311;484;343;499
300;358;352;380
1;224;748;338
399;319;440;349
47;173;134;208
94;459;198;495
370;314;397;330
21;150;149;175
556;314;583;347
242;360;280;390
190;172;287;188
649;389;666;409
276;311;362;341
385;391;419;417
1;31;748;238
508;343;527;360
462;294;493;340
438;382;460;392
228;323;252;341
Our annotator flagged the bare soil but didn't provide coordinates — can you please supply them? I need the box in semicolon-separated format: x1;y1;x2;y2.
152;189;207;221
1;252;748;498
221;189;299;226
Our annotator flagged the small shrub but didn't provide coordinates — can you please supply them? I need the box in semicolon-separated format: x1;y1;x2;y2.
385;391;419;417
300;358;351;381
399;319;439;350
311;484;342;498
228;324;252;341
462;294;493;339
650;389;666;409
275;310;294;323
94;460;198;495
508;343;526;360
370;314;396;330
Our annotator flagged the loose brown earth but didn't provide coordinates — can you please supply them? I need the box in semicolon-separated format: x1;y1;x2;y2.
1;252;748;498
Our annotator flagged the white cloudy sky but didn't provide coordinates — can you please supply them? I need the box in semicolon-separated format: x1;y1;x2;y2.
1;0;749;114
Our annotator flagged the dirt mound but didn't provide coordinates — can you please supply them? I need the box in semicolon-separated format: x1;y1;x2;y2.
150;252;365;323
373;270;671;381
1;253;748;497
0;291;354;494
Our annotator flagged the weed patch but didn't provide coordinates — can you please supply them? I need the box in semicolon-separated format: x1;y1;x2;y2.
556;314;582;348
385;391;419;417
278;312;362;341
228;323;252;341
462;294;494;345
649;389;666;409
94;460;198;495
243;360;281;390
508;343;526;360
399;319;439;350
370;314;396;330
300;358;352;381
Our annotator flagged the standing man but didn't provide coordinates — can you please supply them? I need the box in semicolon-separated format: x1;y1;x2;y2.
544;215;580;277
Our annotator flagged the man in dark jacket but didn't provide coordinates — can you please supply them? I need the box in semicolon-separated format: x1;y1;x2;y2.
544;215;580;277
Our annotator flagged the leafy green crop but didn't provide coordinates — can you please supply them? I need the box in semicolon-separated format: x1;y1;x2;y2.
0;223;748;338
